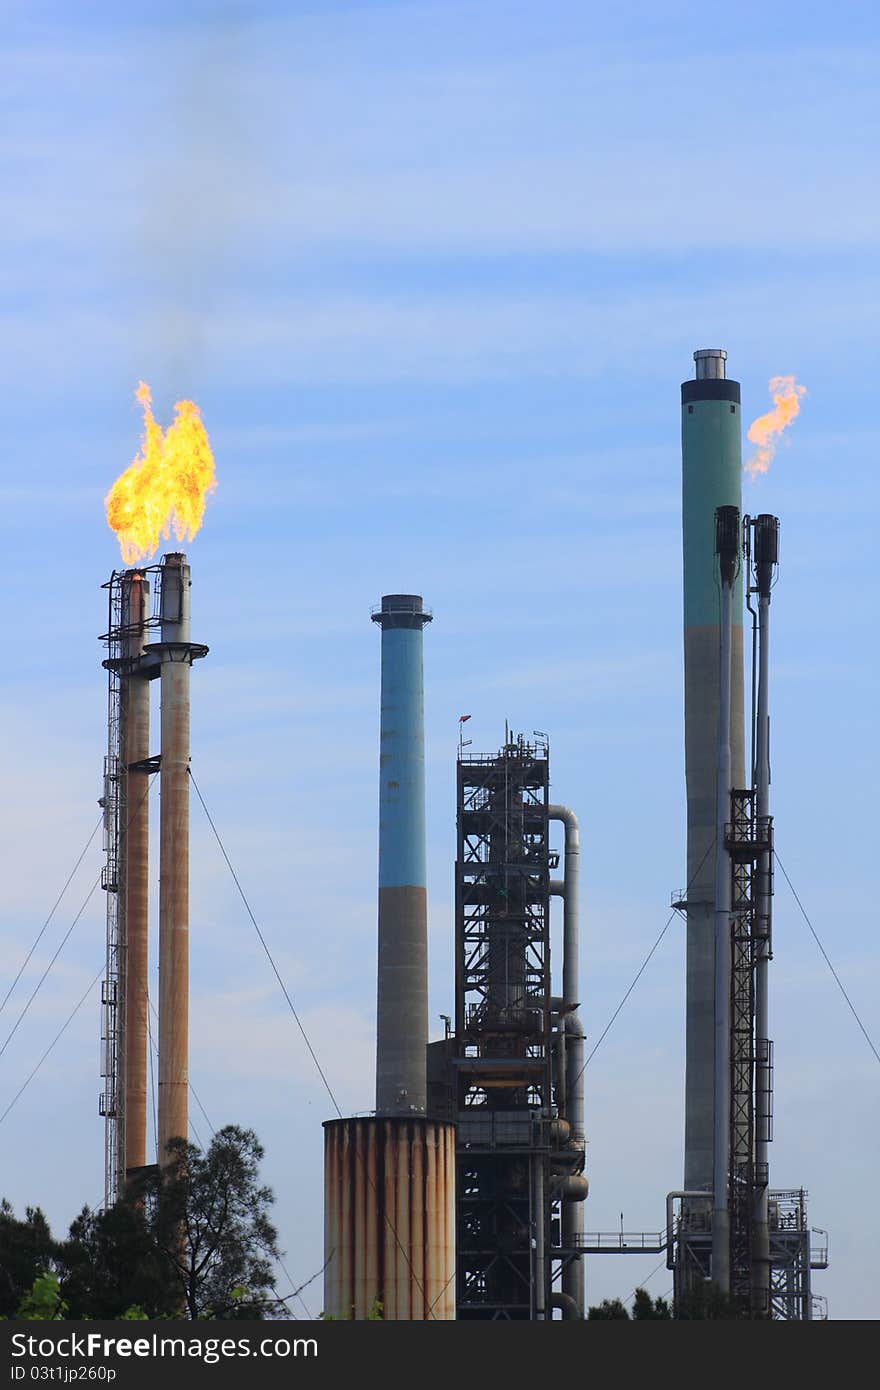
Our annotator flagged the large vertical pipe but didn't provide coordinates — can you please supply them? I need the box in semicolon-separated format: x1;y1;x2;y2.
371;595;431;1116
681;350;745;1198
752;514;778;1309
548;805;584;1315
532;1158;546;1320
154;553;202;1164
121;571;150;1176
711;506;738;1294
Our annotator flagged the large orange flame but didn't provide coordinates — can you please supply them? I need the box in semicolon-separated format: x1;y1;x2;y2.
105;382;217;564
745;375;806;478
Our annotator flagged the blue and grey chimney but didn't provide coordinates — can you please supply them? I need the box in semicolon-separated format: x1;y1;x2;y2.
371;594;432;1115
681;350;745;1195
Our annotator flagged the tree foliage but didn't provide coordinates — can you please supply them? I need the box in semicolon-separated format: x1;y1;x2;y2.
16;1273;68;1320
59;1196;177;1319
4;1123;282;1321
587;1296;630;1319
632;1287;672;1319
587;1287;673;1320
0;1201;56;1318
321;1296;384;1321
149;1125;281;1319
674;1282;742;1320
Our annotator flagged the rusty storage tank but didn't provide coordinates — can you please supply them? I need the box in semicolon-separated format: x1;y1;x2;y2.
323;1115;456;1320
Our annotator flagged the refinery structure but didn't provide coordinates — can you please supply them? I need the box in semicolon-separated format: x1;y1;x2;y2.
92;350;827;1319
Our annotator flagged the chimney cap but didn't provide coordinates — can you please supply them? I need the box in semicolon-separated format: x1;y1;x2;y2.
371;594;433;628
693;349;728;380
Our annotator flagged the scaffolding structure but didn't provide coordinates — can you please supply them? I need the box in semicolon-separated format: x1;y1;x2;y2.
451;733;581;1319
673;787;820;1317
671;1187;825;1319
99;568;160;1209
725;788;773;1311
99;572;125;1210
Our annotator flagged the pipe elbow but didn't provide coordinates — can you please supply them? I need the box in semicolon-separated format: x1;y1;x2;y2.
559;1174;589;1202
565;1009;584;1038
551;1292;583;1320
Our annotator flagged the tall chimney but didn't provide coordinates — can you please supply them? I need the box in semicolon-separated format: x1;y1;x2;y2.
152;553;207;1163
681;351;745;1196
711;504;739;1293
323;592;455;1320
371;594;432;1115
120;571;151;1176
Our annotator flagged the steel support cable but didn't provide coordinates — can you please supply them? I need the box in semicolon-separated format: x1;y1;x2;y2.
0;813;103;1018
140;994;205;1149
111;1012;308;1321
121;937;311;1319
0;966;104;1125
113;988;311;1323
563;838;717;1099
0;775;158;1064
275;1256;313;1321
147;997;158;1162
122;942;215;1153
273;1252;332;1316
188;770;339;1112
429;846;715;1317
625;1255;671;1306
775;849;880;1069
188;769;440;1319
0;962;309;1321
0;877;102;1062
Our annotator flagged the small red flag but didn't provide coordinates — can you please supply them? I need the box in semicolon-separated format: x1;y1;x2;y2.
458;714;471;723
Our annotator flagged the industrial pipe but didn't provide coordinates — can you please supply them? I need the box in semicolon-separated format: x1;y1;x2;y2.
666;1191;711;1270
550;1292;582;1320
533;1158;547;1319
371;595;432;1115
148;554;207;1166
681;351;745;1199
548;805;584;1317
711;505;739;1294
752;514;778;1310
121;571;150;1178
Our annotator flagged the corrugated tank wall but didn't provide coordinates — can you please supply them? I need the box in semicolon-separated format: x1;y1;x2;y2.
323;1116;456;1320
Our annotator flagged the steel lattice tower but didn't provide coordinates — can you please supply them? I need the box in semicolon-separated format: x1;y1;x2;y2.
453;732;568;1319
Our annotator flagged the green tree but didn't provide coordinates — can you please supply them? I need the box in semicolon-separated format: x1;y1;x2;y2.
10;1127;281;1321
16;1273;68;1320
0;1201;56;1318
59;1196;178;1320
151;1125;281;1320
588;1297;630;1319
675;1282;741;1320
320;1295;384;1321
632;1287;672;1320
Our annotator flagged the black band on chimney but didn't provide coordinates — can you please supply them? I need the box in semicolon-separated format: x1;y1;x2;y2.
681;379;741;405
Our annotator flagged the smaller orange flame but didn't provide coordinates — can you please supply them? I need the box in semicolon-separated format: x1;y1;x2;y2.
745;375;806;478
105;383;217;564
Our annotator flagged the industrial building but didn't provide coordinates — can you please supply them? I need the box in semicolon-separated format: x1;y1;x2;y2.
95;351;826;1318
100;553;207;1203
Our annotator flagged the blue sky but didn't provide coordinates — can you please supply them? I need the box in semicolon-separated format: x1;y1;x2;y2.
1;0;877;1318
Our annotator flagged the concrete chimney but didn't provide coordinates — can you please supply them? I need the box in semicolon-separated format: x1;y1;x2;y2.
322;592;455;1321
371;595;432;1116
150;553;207;1164
681;352;745;1196
120;571;151;1176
